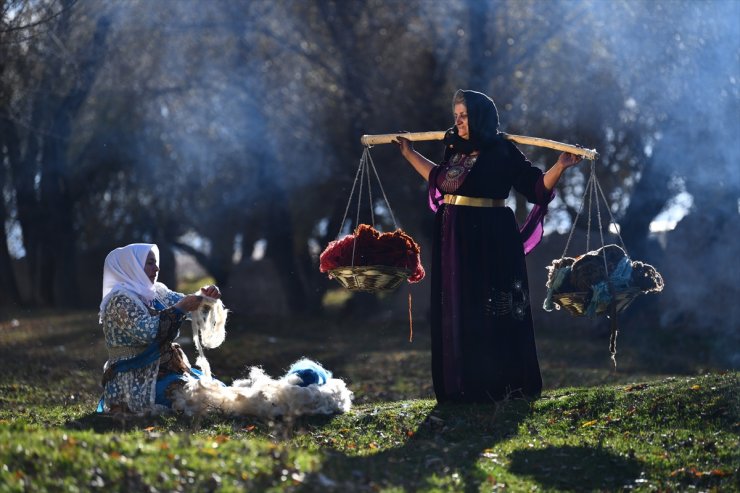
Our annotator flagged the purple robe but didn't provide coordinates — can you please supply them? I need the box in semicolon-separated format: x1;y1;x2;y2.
426;140;553;402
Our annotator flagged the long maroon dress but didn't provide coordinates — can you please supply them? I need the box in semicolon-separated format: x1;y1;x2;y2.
427;137;553;402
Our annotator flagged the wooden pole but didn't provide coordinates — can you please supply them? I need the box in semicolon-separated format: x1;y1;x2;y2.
361;131;446;146
360;131;599;160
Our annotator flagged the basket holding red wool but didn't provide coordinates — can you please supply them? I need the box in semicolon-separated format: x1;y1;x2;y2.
319;224;425;292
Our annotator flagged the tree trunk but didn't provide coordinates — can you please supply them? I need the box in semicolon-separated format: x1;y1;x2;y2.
21;13;112;307
618;158;672;262
258;153;309;315
0;154;21;308
0;115;22;305
466;0;489;91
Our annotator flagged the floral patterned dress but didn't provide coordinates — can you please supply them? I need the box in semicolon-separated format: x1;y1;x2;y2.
99;283;188;413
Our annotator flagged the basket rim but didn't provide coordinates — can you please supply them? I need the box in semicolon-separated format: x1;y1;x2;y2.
551;286;643;317
328;264;411;293
328;264;412;276
551;286;643;298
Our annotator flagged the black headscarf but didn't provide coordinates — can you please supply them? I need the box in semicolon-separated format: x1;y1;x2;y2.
443;89;502;157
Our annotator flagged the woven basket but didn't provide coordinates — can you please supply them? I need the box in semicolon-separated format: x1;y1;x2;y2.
329;265;411;292
552;287;643;317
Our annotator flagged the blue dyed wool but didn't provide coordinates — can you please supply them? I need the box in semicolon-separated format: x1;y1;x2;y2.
285;358;332;387
543;265;572;311
584;257;634;317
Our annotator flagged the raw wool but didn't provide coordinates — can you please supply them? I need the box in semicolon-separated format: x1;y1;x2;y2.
543;244;664;313
182;299;352;418
189;296;228;378
171;362;354;418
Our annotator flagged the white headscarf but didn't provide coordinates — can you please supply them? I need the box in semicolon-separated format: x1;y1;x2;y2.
99;243;160;320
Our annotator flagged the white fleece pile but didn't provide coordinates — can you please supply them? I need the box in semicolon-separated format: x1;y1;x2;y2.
182;300;352;418
171;368;353;418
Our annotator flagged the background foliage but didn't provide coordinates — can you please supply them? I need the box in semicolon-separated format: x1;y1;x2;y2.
1;0;738;366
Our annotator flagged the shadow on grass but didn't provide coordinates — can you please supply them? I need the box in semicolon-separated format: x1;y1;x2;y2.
65;410;215;433
66;412;165;433
298;399;531;493
508;445;642;491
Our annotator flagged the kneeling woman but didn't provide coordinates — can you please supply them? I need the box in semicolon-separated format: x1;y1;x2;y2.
98;243;221;414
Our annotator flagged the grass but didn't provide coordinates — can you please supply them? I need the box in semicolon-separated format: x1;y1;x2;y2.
0;310;738;492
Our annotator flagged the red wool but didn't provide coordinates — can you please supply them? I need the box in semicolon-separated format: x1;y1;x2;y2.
319;224;425;283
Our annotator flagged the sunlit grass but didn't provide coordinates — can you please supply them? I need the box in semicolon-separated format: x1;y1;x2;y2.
0;373;737;491
0;311;737;491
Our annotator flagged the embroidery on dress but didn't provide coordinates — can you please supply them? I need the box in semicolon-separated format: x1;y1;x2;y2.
484;279;530;320
440;154;478;192
462;155;478;168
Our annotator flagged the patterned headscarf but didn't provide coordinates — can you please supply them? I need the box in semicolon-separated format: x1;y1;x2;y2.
99;243;159;319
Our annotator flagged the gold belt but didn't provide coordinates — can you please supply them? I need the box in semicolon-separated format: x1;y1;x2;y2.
443;194;505;207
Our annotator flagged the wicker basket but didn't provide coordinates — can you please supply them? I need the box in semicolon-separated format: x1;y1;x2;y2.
552;287;643;317
329;265;411;292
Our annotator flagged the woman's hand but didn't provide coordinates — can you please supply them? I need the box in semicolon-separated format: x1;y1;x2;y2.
557;152;583;170
394;134;436;181
394;135;414;157
544;152;585;191
200;285;221;299
175;294;203;313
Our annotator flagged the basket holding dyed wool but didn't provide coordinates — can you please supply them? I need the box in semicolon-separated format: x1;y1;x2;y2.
543;244;664;317
319;224;425;292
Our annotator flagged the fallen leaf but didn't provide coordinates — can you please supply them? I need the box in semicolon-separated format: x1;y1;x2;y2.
709;469;731;477
624;383;649;392
582;420;598;427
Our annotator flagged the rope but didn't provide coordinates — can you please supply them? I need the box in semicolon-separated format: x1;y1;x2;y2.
594;175;630;257
561;165;593;259
365;152;375;227
560;158;624;265
592;161;610;278
554;158;631;369
350;152;367;267
337;152;366;239
336;146;403;268
366;147;400;229
586;164;595;252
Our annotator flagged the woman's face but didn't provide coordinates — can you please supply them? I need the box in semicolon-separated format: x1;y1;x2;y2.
144;251;159;284
454;103;469;140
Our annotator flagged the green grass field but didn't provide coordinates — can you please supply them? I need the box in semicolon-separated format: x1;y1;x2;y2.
0;311;737;492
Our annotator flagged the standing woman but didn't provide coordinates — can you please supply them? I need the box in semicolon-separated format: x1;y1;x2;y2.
397;89;581;402
98;243;221;413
